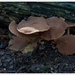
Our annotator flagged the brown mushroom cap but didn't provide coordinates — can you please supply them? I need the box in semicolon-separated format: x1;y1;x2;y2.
56;35;75;55
9;20;39;40
66;21;75;27
17;16;50;34
8;36;29;51
9;21;25;37
40;17;68;40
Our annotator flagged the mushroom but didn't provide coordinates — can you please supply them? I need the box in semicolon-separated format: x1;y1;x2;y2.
66;22;75;35
9;21;25;37
8;16;75;55
9;21;30;51
56;35;75;55
8;36;29;51
66;22;75;27
8;18;41;52
17;16;50;34
9;20;39;41
40;17;68;40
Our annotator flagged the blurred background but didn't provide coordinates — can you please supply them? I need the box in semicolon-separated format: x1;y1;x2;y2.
0;2;75;27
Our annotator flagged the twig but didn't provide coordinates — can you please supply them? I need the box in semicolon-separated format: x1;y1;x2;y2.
16;66;26;73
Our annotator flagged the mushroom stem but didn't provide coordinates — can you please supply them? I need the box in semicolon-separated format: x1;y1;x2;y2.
67;27;70;35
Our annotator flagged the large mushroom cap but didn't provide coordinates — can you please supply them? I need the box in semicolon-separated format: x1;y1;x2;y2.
40;17;68;40
17;16;50;34
9;20;38;40
56;35;75;55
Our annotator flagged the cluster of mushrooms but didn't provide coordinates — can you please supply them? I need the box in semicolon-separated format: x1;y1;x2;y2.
8;16;75;55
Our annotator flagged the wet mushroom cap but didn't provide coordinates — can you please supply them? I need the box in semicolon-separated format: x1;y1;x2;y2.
40;17;68;40
56;35;75;55
17;16;50;34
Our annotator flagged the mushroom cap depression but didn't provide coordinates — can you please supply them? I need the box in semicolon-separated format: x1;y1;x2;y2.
40;17;68;40
56;35;75;55
17;16;50;34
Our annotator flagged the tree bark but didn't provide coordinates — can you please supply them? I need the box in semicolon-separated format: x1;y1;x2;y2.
0;2;75;28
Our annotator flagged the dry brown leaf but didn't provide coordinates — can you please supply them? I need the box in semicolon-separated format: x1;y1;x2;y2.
22;42;37;53
22;37;40;53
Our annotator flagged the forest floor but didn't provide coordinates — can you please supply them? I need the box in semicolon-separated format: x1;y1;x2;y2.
0;28;75;73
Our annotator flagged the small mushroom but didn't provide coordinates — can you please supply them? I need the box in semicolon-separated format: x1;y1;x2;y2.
8;36;29;51
66;22;75;35
56;35;75;55
40;17;68;40
17;16;50;34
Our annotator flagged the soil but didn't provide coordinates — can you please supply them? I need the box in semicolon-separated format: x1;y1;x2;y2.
0;28;75;73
